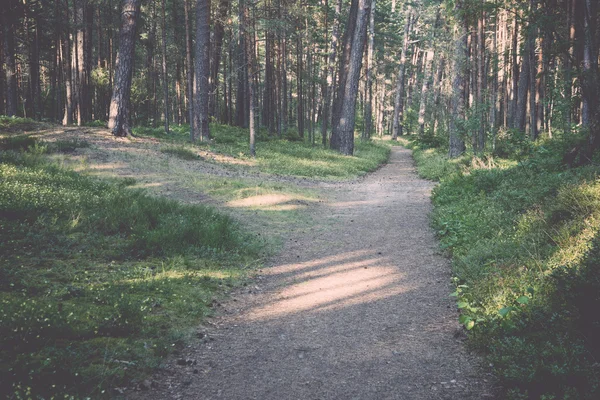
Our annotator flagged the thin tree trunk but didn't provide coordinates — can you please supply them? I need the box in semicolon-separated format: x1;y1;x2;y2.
1;11;18;117
515;17;532;133
449;0;467;158
391;7;413;140
321;0;342;146
363;0;376;140
184;0;194;136
108;0;142;137
418;50;434;137
194;0;211;141
210;0;231;118
161;0;170;133
242;0;256;156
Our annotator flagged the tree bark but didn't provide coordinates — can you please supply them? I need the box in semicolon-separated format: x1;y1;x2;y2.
331;0;370;155
210;0;231;118
449;0;467;158
418;50;434;137
242;0;256;156
321;0;342;146
108;0;142;137
363;0;376;140
391;7;413;140
194;0;211;141
184;0;195;136
161;0;170;134
1;9;18;117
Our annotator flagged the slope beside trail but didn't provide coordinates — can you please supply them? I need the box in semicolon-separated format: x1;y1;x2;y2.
135;146;495;400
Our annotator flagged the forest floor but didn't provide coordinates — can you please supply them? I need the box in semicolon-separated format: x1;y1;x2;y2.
35;127;496;398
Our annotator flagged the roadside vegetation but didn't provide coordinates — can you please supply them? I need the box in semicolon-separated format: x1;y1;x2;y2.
0;118;390;398
135;123;390;179
404;133;600;399
0;120;265;398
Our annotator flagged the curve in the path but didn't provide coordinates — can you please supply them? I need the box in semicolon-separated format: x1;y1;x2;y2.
140;146;493;400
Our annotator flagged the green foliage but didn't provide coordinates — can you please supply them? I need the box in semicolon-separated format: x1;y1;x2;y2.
0;141;263;398
160;145;201;160
0;116;40;133
411;140;600;398
135;123;391;179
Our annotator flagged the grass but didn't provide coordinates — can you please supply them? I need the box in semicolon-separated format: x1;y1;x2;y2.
0;123;264;398
1;117;391;398
134;123;390;179
404;135;600;399
160;144;201;161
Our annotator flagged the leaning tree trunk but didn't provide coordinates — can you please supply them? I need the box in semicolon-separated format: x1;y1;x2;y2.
331;0;370;155
194;0;211;141
108;0;142;137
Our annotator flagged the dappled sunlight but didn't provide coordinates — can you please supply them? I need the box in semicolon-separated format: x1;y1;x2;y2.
227;194;294;207
246;250;418;322
226;193;316;211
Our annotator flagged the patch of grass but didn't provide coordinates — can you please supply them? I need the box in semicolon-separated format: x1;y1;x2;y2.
160;145;201;161
0;116;41;133
410;139;600;398
135;123;390;179
0;145;263;398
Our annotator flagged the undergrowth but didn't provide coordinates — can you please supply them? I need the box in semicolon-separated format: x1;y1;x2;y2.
135;123;390;179
406;136;600;399
0;125;263;398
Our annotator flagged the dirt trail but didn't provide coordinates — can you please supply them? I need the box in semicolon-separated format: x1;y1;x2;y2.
134;146;494;399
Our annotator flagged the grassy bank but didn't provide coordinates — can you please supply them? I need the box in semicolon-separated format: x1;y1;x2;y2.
0;125;264;398
405;137;600;399
134;123;390;179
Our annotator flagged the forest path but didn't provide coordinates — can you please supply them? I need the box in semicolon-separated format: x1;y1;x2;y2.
137;146;494;400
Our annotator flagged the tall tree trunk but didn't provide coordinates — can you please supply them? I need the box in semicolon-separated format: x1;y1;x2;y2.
331;0;358;148
210;0;231;118
391;6;413;140
475;6;485;153
565;0;600;165
449;0;467;158
194;0;211;141
363;0;376;140
321;0;342;146
509;14;519;128
62;0;74;125
184;0;194;136
296;30;304;138
418;50;434;137
515;18;532;133
331;0;370;155
1;10;18;117
242;0;256;156
108;0;142;137
236;0;248;128
161;0;170;133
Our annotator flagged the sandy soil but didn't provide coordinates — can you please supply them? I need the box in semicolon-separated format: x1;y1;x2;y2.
123;145;496;399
